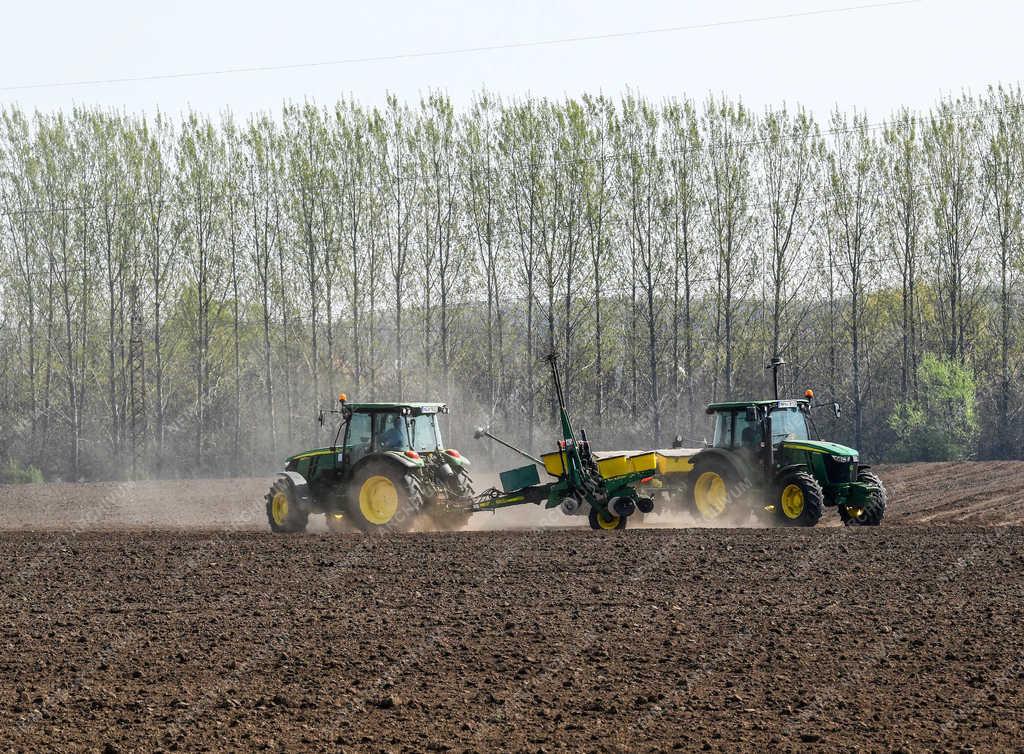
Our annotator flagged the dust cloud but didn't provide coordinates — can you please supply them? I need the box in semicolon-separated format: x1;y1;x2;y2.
9;461;1024;532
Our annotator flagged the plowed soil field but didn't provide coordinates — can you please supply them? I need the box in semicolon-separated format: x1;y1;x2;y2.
1;462;1023;751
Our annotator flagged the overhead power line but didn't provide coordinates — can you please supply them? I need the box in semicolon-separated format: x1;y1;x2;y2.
0;0;922;93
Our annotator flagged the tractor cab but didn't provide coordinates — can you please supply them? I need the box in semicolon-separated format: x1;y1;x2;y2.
706;397;857;474
335;402;450;463
707;398;811;452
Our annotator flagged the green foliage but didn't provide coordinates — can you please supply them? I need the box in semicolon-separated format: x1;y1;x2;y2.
0;459;44;484
888;353;980;462
1;87;1022;480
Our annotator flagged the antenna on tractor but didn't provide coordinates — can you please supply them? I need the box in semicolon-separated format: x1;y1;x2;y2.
766;355;786;400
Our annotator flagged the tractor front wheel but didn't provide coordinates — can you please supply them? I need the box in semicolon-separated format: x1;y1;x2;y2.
265;478;309;533
773;470;824;527
588;507;627;530
841;470;887;526
347;461;423;533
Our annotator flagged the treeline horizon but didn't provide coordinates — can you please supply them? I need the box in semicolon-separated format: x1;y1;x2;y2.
0;86;1021;481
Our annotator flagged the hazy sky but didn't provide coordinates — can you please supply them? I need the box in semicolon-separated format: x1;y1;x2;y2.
0;0;1019;118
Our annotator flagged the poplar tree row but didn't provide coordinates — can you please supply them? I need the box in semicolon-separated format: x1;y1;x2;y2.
0;86;1020;480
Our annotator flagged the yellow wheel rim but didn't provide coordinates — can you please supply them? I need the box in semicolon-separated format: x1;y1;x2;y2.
271;491;289;525
693;471;727;518
781;484;805;519
595;511;621;530
359;475;399;525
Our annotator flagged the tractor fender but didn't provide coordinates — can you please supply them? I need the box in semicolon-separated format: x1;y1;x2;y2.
442;451;471;469
276;471;314;512
350;453;421;478
857;463;872;471
689;448;755;482
382;450;426;469
773;463;810;483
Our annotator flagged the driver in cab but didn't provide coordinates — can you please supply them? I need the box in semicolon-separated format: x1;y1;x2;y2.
380;415;408;450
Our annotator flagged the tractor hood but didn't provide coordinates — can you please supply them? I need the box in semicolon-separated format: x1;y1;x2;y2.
781;439;859;458
285;446;338;462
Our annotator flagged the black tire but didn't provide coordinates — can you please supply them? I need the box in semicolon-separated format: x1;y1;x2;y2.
445;465;475;499
265;478;309;533
774;470;824;527
842;470;887;526
346;460;424;533
688;455;749;521
588;506;627;530
428;467;474;531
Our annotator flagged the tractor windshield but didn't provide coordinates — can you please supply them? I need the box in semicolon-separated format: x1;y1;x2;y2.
770;407;810;443
409;414;443;453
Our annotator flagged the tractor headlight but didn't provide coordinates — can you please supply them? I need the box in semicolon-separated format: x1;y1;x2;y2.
831;454;857;464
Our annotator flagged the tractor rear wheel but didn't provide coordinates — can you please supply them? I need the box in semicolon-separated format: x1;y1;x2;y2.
588;507;627;530
842;470;887;526
265;478;309;533
773;470;824;527
689;456;747;521
428;468;474;531
347;461;423;533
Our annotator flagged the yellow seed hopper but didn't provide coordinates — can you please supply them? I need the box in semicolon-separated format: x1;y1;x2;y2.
541;449;658;479
653;448;700;476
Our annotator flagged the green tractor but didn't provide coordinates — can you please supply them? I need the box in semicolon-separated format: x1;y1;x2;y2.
265;397;474;534
684;357;886;527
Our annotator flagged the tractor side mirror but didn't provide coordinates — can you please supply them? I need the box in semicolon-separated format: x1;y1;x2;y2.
833;402;841;419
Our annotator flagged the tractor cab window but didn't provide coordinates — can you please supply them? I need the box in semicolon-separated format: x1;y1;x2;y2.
376;413;411;451
409;414;442;453
735;412;759;449
344;412;373;464
712;409;759;450
770;406;810;443
712;412;731;448
716;411;757;446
